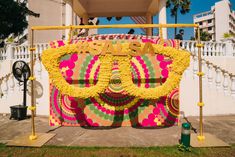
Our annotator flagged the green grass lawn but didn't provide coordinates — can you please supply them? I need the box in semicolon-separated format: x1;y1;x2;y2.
0;144;234;157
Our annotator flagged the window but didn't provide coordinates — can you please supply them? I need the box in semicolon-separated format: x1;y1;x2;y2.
208;27;212;31
199;22;202;25
208;19;212;23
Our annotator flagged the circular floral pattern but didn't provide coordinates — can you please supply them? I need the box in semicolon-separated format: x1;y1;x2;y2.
48;35;184;127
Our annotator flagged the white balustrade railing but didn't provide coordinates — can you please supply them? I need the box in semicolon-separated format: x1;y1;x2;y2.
0;43;49;98
188;54;235;98
0;43;49;61
13;43;49;60
181;40;226;56
0;40;235;100
0;48;7;60
1;40;234;61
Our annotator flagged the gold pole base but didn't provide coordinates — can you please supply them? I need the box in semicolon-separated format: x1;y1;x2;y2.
197;135;205;141
29;135;38;140
191;133;230;148
7;133;56;147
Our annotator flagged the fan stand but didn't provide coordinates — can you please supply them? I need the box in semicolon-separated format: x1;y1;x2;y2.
23;74;27;107
7;30;56;147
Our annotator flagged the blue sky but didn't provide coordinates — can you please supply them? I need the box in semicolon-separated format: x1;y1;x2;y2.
98;0;235;40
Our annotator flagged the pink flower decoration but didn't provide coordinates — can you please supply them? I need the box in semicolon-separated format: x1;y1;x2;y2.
66;70;73;77
161;69;169;78
68;62;75;69
71;54;78;61
160;61;167;69
156;55;164;61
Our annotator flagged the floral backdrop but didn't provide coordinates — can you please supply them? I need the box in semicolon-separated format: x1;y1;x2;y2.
48;35;180;127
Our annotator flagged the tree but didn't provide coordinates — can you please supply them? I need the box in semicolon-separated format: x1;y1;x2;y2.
0;0;39;40
191;30;212;41
223;32;234;39
166;0;191;37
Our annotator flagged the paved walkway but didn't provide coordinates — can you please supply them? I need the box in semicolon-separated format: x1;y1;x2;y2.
0;114;234;147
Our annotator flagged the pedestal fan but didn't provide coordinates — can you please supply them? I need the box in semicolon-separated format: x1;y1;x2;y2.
10;60;31;120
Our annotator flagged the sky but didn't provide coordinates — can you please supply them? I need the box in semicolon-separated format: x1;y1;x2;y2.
98;0;235;40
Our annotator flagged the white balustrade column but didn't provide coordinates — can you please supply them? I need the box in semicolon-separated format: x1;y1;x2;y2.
186;41;190;52
8;74;15;92
221;43;225;56
6;43;17;60
35;59;42;79
203;42;208;56
201;60;206;79
181;41;185;49
195;43;198;56
19;47;23;59
215;68;221;90
223;73;229;95
37;44;41;59
231;76;235;98
1;78;8;99
207;64;213;87
211;43;216;56
201;42;205;56
191;42;195;56
193;56;198;78
222;38;233;56
26;45;30;60
208;44;212;56
216;43;220;56
0;48;7;60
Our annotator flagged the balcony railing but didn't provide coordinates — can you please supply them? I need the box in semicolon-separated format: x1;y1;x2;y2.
0;39;234;62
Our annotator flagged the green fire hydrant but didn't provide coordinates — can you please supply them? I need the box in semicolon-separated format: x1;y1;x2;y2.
179;122;191;151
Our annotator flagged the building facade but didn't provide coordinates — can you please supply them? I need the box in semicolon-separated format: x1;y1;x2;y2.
193;0;235;41
14;0;167;44
25;0;97;44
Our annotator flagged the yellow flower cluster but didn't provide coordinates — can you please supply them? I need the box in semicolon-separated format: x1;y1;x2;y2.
114;43;190;99
42;44;113;98
42;42;190;99
95;96;140;111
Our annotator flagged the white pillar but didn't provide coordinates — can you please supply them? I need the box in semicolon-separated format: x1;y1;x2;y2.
65;0;73;40
222;38;234;56
6;42;17;60
159;0;167;39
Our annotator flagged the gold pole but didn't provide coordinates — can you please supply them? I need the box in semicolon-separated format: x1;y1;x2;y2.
196;28;205;141
29;29;37;140
31;24;199;31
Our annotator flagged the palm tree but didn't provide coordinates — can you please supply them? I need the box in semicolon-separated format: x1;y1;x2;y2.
166;0;191;37
192;29;212;41
223;32;234;39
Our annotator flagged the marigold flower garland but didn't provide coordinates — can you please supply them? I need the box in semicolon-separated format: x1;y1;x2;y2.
42;44;113;98
114;43;190;99
42;41;190;99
